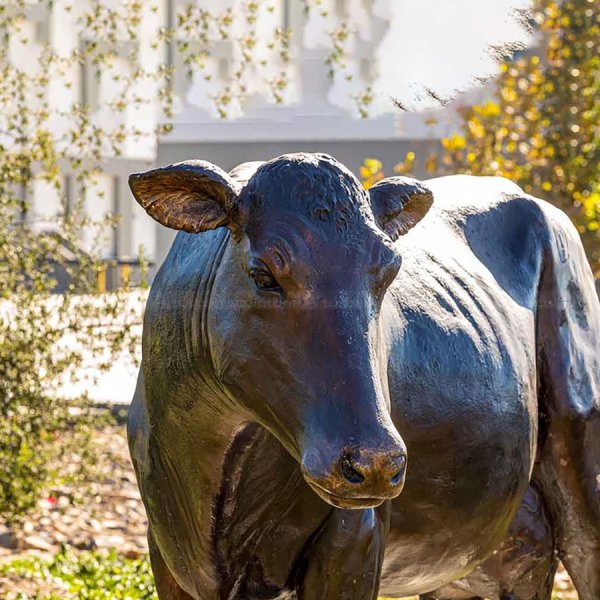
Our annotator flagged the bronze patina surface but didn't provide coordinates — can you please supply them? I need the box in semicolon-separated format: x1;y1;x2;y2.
127;153;600;600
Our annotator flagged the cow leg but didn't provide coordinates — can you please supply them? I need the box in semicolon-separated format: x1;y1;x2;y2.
534;208;600;600
148;531;195;600
418;597;482;600
532;560;558;600
534;418;600;600
296;504;389;600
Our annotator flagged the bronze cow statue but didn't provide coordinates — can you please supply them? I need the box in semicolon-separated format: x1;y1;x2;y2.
127;153;600;600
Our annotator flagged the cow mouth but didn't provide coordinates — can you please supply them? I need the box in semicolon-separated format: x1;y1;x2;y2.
306;479;387;510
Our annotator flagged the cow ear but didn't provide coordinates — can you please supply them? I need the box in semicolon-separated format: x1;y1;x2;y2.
368;176;434;241
128;160;240;233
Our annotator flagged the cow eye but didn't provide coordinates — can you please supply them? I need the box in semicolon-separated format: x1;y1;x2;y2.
250;268;281;292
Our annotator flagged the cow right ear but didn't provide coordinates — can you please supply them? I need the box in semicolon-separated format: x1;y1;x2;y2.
128;160;240;234
368;176;434;241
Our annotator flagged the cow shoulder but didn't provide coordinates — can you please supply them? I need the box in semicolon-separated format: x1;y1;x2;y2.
422;175;550;304
426;174;547;228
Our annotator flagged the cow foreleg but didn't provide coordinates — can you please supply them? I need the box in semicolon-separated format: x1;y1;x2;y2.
532;560;558;600
296;504;389;600
148;531;195;600
534;205;600;600
419;596;482;600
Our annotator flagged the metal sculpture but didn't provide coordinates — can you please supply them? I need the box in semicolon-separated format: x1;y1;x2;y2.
128;153;600;600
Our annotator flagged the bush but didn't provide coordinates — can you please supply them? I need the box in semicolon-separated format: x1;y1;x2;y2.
0;5;143;523
0;224;140;524
0;547;156;599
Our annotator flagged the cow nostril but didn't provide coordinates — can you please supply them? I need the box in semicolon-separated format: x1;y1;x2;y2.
390;470;403;486
390;454;407;485
340;455;365;485
396;454;407;471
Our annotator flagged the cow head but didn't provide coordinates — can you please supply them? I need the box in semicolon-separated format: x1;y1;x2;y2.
129;153;433;509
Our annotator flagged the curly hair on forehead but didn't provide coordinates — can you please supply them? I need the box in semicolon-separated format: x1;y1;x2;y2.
240;153;369;231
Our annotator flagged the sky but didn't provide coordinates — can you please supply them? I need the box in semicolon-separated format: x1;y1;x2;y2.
375;0;535;107
181;0;537;117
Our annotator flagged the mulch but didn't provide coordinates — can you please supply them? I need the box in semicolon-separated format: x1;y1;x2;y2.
0;426;148;563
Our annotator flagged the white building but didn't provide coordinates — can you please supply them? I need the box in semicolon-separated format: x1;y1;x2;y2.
12;0;518;274
6;1;537;402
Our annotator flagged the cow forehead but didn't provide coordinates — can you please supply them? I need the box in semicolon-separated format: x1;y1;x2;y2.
239;153;371;231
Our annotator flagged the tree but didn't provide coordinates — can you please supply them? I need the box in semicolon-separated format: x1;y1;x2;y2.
378;0;600;272
0;0;167;523
0;7;121;523
0;0;367;524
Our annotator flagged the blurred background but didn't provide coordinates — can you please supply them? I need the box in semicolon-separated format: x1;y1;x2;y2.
0;0;597;597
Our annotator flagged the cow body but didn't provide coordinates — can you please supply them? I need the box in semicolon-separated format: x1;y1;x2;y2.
128;155;600;600
376;177;541;595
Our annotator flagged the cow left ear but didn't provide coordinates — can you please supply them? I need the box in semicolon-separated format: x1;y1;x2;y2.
129;160;240;234
368;176;434;241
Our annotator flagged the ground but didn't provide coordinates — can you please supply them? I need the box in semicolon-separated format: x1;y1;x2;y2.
0;425;578;599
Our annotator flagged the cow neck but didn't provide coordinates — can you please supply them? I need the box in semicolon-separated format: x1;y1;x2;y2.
141;231;250;598
192;228;230;382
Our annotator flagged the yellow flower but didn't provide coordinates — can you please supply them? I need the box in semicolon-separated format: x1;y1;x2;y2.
442;133;467;151
360;158;384;189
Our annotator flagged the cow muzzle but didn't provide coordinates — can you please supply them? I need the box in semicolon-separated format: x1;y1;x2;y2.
301;444;407;509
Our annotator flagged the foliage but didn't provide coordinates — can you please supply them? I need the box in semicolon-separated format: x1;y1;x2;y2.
375;0;600;271
0;0;381;525
0;1;151;523
168;1;293;117
0;549;576;600
0;547;156;599
302;0;378;116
